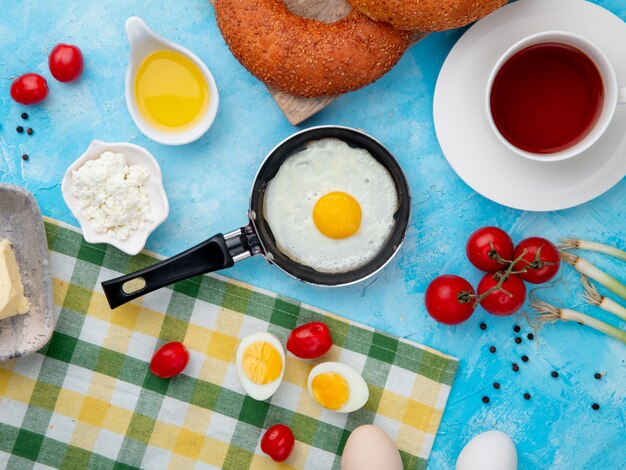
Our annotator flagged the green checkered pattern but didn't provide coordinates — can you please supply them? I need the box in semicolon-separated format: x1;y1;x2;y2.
0;219;458;469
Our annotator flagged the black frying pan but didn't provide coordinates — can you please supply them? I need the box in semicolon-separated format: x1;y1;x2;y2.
102;126;411;309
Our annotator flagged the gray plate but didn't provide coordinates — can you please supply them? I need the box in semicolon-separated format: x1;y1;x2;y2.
0;184;54;360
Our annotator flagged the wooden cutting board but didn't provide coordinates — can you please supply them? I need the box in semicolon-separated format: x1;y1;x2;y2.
209;0;427;125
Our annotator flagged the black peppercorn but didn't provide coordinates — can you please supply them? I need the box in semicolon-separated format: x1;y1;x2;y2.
514;325;521;333
522;355;529;362
591;403;600;410
480;323;487;330
26;128;33;135
493;382;500;390
21;112;28;119
482;396;490;404
524;393;531;400
512;363;520;372
489;346;496;353
594;373;602;380
515;337;522;344
21;154;28;161
551;371;559;378
527;333;534;340
16;126;24;133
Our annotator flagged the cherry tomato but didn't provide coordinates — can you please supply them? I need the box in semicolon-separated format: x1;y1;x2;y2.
261;424;294;462
477;272;526;316
466;227;514;272
513;237;560;284
49;44;84;82
286;322;333;359
425;275;476;325
10;73;48;105
150;341;189;378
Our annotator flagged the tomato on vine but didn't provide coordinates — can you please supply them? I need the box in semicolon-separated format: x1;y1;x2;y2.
513;237;560;284
477;272;526;316
425;275;476;325
466;227;514;272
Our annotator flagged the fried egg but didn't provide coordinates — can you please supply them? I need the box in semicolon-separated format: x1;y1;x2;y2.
235;332;285;401
307;362;369;413
264;138;399;273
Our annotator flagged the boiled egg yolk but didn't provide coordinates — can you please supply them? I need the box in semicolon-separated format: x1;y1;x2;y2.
242;341;283;384
311;372;350;410
313;192;362;239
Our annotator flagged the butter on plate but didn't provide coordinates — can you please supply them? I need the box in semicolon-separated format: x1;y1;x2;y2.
0;239;30;320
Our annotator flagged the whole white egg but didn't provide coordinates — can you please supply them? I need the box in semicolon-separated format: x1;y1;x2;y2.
264;138;399;273
307;362;369;413
456;430;518;470
235;332;285;401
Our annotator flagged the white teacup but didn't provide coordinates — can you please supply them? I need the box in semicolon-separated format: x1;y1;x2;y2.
486;31;626;163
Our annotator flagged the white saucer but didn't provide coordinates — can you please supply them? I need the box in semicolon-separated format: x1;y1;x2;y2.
433;0;626;211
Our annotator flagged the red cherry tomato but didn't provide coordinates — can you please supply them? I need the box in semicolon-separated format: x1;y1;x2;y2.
49;44;84;82
466;227;514;272
286;322;333;359
425;275;476;325
513;237;560;284
477;272;526;316
150;341;189;378
261;424;295;462
10;73;48;105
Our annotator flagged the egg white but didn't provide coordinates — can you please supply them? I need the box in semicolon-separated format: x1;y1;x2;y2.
235;332;285;401
307;362;370;413
264;138;399;273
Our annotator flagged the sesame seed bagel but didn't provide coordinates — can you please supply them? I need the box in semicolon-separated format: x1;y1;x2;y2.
214;0;412;97
346;0;508;31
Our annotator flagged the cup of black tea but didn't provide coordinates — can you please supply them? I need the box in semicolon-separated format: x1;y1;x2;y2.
487;31;625;162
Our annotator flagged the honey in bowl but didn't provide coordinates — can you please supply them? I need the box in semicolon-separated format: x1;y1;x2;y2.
490;42;604;155
134;50;209;133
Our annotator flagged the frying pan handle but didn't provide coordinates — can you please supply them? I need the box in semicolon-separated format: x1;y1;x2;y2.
101;234;233;309
101;226;261;309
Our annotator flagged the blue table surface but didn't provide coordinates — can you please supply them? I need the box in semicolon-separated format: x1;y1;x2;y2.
1;1;625;468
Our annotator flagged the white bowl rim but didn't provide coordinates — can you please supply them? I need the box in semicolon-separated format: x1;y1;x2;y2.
61;140;169;255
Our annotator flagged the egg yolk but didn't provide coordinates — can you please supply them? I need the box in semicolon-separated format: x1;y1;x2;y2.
242;341;283;385
313;192;362;239
311;372;350;410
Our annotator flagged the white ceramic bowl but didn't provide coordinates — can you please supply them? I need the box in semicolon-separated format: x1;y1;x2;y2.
125;16;220;146
61;140;169;255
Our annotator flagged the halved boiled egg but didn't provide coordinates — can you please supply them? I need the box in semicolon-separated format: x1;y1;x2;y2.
236;332;285;401
307;362;369;413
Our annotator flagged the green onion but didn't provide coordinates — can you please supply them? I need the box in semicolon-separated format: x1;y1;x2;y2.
559;238;626;262
559;251;626;301
531;298;626;344
581;276;626;322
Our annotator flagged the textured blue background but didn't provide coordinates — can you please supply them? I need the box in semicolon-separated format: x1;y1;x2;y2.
1;1;625;468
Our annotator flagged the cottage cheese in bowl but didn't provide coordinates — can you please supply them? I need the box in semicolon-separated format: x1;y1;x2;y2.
62;141;169;255
71;151;153;240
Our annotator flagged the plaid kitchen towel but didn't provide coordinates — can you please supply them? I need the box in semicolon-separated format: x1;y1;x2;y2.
0;219;458;470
